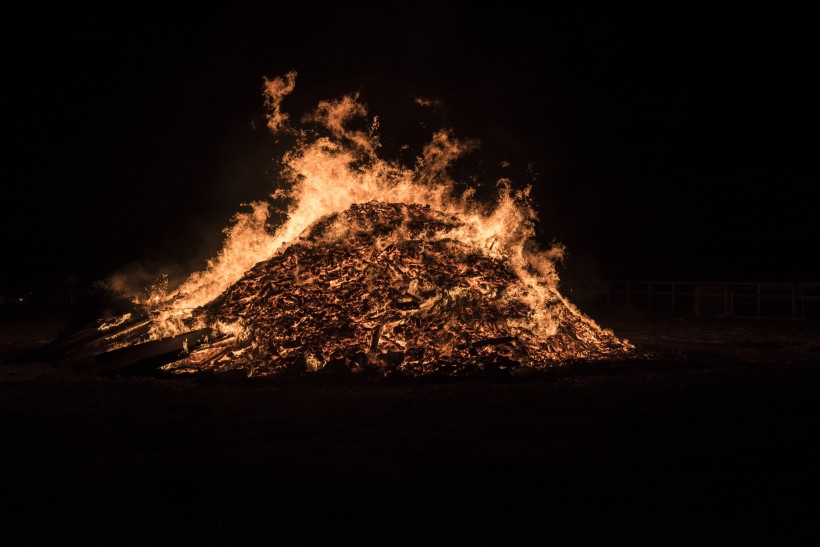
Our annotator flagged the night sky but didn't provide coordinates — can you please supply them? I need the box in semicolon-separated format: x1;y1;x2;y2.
3;3;818;293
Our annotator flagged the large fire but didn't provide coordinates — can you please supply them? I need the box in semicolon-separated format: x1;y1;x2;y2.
91;72;632;377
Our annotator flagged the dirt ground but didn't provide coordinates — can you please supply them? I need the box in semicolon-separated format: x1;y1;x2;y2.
1;308;819;545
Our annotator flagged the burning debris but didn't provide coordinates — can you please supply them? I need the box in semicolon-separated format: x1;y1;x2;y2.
164;201;629;377
57;71;632;377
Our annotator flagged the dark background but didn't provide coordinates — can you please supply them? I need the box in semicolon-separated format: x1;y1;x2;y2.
2;6;820;544
3;3;818;293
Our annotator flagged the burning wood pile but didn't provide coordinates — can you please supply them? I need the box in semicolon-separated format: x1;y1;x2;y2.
156;200;629;377
53;72;633;377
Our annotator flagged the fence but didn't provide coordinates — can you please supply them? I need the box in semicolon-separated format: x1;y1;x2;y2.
577;281;820;320
1;289;79;307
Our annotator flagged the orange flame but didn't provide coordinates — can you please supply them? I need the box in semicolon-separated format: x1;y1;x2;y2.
136;71;622;353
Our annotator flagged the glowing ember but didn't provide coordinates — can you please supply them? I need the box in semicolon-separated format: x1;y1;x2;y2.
99;71;632;376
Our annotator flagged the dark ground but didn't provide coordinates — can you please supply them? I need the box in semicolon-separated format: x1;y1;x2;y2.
1;308;819;545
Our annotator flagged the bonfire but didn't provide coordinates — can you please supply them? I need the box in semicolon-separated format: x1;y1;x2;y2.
65;71;632;377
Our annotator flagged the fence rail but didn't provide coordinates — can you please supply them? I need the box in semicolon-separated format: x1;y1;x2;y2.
576;281;820;320
1;289;79;307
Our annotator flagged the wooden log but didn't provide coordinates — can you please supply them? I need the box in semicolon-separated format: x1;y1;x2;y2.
84;328;212;376
470;336;516;348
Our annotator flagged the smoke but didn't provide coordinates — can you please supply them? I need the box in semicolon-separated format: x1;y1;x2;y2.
103;259;188;299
